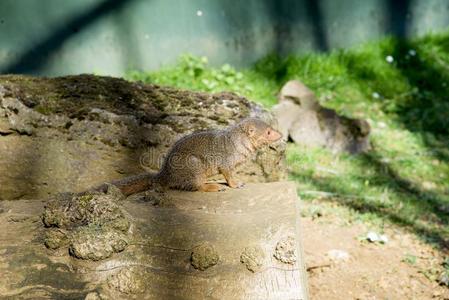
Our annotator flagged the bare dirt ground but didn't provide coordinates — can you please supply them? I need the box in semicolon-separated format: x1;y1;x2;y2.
301;201;449;300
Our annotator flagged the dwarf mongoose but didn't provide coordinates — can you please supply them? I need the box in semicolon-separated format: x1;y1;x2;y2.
89;118;282;194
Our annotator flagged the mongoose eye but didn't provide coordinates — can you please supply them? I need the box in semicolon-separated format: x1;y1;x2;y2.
267;130;271;135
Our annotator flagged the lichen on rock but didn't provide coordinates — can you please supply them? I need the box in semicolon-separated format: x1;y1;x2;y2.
107;266;147;294
42;187;129;231
240;246;265;273
273;236;297;264
191;243;219;271
42;185;132;260
69;226;128;261
44;229;69;250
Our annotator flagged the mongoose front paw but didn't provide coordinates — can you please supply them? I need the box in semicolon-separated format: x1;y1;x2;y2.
200;183;226;192
228;181;245;189
235;182;245;189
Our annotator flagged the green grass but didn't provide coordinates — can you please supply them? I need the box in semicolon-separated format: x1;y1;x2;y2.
127;32;449;251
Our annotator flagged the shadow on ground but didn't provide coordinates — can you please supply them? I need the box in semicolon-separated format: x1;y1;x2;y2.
291;148;449;250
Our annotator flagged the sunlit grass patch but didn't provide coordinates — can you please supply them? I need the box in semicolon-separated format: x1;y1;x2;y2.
126;54;278;107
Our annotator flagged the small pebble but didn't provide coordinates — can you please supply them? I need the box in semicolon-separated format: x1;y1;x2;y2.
439;273;449;286
366;231;388;244
327;249;350;261
367;231;379;242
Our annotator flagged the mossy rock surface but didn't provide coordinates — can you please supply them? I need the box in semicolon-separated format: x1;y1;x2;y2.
0;74;286;199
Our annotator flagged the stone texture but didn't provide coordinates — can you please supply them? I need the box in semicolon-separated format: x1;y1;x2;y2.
191;243;220;271
273;236;297;264
108;266;147;294
240;246;265;273
0;182;308;299
42;186;131;261
69;227;128;261
0;74;287;199
278;80;318;110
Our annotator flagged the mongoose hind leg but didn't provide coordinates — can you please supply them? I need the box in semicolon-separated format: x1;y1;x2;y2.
198;183;226;192
173;156;225;192
220;168;245;189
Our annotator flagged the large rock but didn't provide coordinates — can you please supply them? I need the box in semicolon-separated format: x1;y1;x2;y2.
0;182;308;299
273;80;370;154
278;80;318;110
0;75;286;199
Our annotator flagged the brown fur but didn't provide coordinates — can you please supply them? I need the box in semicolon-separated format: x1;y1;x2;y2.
87;118;281;195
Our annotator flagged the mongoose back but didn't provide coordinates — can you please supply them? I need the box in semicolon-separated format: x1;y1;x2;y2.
89;118;282;194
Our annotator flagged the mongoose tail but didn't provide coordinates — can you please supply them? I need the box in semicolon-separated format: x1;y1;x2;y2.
84;172;156;196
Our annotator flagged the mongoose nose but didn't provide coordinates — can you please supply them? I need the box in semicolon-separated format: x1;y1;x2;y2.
268;129;282;142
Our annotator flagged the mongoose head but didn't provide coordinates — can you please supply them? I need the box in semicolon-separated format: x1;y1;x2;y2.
238;118;282;148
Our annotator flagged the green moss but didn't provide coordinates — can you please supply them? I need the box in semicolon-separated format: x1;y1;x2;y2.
44;229;69;250
34;104;55;115
126;54;278;108
42;209;67;228
77;194;94;207
107;217;130;233
191;243;219;271
0;74;166;117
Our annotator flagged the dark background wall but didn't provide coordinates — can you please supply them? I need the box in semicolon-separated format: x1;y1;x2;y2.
0;0;448;76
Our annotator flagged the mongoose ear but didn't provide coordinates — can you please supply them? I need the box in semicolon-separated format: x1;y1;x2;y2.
246;125;256;137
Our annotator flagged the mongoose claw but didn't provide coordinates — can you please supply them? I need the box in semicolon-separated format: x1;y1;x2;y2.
200;183;226;192
230;182;245;189
236;182;245;189
227;180;244;189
